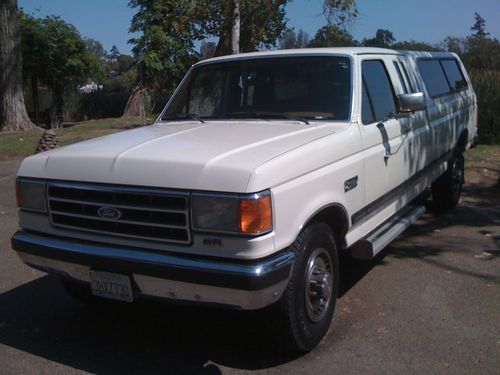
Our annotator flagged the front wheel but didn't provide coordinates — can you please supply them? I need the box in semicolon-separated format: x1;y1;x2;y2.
432;152;464;210
279;223;339;353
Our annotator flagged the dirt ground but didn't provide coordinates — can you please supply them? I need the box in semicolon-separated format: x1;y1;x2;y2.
0;152;498;374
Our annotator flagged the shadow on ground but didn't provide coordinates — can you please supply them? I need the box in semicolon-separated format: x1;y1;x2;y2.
0;275;300;373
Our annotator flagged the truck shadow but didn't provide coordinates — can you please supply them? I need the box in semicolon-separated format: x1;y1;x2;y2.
338;180;500;297
0;275;300;373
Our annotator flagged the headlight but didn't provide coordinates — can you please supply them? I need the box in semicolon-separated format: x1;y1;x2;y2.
191;190;272;235
16;178;47;213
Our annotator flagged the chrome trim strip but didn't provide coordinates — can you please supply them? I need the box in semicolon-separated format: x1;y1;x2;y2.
49;197;187;214
48;181;190;198
17;252;289;310
48;222;190;245
50;210;187;230
13;231;294;278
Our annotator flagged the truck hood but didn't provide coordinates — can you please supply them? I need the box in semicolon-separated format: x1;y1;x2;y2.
18;121;337;192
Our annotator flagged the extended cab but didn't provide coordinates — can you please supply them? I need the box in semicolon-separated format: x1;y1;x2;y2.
12;47;477;352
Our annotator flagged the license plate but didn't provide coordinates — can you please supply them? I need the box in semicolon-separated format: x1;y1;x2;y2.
89;271;133;302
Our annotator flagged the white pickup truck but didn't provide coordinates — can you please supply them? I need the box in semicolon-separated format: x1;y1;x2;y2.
12;47;477;352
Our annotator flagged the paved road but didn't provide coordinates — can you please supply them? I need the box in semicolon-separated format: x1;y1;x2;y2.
0;158;499;374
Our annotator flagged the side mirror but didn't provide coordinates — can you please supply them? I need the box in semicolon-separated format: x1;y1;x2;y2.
397;92;426;113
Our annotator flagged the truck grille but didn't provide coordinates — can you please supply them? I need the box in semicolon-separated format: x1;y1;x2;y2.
47;182;191;244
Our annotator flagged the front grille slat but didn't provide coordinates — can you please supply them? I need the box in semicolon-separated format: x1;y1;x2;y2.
49;197;186;213
47;182;191;244
49;210;188;230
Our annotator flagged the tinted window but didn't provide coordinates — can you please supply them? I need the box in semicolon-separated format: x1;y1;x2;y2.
361;81;375;124
362;60;397;124
441;59;467;91
399;62;415;92
417;59;450;98
164;56;352;121
393;61;408;93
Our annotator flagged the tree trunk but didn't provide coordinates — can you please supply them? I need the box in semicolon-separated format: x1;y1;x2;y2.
31;75;39;125
231;0;240;54
51;86;64;128
0;0;37;131
122;86;145;118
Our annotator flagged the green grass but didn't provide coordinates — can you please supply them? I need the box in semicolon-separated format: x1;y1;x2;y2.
0;117;153;159
465;144;500;168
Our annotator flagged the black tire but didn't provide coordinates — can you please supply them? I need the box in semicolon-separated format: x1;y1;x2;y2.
432;152;465;210
280;223;339;353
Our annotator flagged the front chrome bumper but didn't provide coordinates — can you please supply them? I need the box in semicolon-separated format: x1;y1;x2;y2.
11;231;294;310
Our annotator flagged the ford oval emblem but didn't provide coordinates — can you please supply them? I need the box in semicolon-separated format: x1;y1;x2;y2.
97;206;122;220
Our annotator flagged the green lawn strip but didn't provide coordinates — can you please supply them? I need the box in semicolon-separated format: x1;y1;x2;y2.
465;144;500;169
0;117;152;158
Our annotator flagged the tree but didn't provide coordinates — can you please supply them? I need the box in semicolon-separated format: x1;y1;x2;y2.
392;40;440;51
39;16;93;126
203;0;289;56
322;0;357;29
0;0;37;131
200;41;217;59
278;28;309;49
471;12;488;38
126;0;358;116
109;45;120;61
19;11;46;126
362;29;395;48
308;25;357;47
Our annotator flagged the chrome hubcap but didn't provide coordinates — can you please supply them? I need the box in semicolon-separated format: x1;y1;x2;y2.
305;248;333;322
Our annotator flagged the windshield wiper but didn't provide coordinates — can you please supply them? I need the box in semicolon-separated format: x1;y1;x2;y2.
162;113;205;123
229;111;309;125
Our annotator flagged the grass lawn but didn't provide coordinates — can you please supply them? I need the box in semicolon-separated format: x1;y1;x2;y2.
465;144;500;168
0;117;153;159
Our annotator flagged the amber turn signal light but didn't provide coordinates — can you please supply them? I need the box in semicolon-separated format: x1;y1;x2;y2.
239;195;272;235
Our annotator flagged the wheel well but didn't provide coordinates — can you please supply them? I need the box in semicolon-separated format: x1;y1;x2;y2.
305;205;349;249
457;129;468;152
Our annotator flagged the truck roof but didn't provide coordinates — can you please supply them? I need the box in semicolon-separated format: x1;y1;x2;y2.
195;47;457;66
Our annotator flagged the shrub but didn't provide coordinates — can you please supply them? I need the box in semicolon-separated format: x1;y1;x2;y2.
470;70;500;144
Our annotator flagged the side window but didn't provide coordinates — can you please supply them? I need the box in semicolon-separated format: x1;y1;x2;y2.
362;60;397;124
417;59;450;98
399;61;415;92
361;80;375;124
440;59;467;92
393;61;408;93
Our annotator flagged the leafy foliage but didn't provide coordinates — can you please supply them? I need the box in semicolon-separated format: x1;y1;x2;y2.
391;40;441;51
322;0;358;29
20;13;98;126
362;29;395;48
470;70;500;144
278;28;310;49
307;25;357;47
441;13;500;144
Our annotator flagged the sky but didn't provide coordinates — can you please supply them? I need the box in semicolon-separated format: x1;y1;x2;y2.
19;0;500;56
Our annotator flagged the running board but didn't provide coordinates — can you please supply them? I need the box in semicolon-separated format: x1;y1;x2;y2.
349;205;426;260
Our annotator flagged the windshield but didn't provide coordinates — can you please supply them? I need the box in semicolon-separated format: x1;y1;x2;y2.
161;56;352;122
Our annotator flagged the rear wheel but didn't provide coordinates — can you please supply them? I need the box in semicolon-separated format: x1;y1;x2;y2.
280;223;339;353
432;152;464;210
